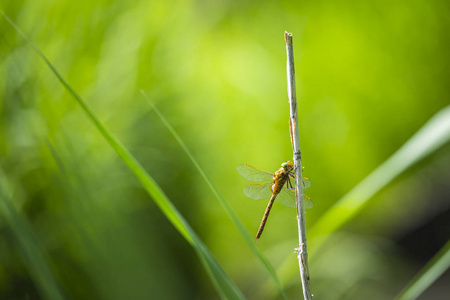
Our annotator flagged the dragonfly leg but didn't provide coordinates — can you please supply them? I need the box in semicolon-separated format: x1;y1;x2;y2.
288;165;296;179
286;177;297;191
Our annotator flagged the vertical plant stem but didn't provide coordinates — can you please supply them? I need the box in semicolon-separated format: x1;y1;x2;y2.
285;31;313;300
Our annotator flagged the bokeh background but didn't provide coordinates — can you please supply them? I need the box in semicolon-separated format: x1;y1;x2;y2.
1;0;449;299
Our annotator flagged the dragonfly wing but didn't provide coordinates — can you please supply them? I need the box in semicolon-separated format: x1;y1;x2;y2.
302;177;311;189
244;183;273;200
286;177;311;189
303;195;314;209
237;164;273;182
276;187;296;208
276;187;314;209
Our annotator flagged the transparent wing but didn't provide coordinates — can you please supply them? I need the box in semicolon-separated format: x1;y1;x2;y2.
302;177;311;189
275;187;296;208
237;164;273;182
276;186;314;209
286;177;311;189
243;183;273;200
303;195;314;209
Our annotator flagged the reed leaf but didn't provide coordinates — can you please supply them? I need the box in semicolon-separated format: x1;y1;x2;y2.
395;239;450;300
3;12;245;300
141;90;289;300
0;173;65;300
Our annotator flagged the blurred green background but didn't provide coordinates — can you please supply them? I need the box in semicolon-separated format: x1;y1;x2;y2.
1;0;449;299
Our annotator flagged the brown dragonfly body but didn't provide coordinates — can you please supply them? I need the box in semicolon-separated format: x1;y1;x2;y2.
237;161;312;241
255;161;293;241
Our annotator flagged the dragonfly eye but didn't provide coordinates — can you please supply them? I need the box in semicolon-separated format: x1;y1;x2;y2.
281;161;294;170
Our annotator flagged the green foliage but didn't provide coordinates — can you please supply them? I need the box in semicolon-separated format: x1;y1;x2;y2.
1;1;450;299
142;90;289;299
0;173;65;300
309;106;450;250
396;240;450;300
3;13;245;300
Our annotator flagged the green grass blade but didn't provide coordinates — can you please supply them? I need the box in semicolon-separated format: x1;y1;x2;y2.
308;105;450;253
141;90;290;300
0;173;66;300
269;106;450;297
395;240;450;300
3;13;245;300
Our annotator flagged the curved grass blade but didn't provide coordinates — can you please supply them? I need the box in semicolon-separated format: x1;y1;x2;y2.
395;239;450;300
0;172;66;300
265;106;450;299
308;105;450;252
2;13;245;300
141;91;290;300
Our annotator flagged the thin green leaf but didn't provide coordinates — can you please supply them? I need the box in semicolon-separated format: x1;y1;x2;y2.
0;173;66;300
309;105;450;253
395;239;450;300
271;106;450;296
141;90;290;300
2;13;245;300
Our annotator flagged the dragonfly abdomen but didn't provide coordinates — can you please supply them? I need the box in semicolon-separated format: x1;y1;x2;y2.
255;194;277;241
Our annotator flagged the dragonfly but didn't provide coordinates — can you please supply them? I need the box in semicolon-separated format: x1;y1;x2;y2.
237;161;313;241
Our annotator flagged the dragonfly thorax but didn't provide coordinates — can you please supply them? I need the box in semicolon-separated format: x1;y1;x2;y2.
271;168;290;195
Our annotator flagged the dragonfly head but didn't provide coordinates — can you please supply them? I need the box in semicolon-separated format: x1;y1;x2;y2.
281;161;294;170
